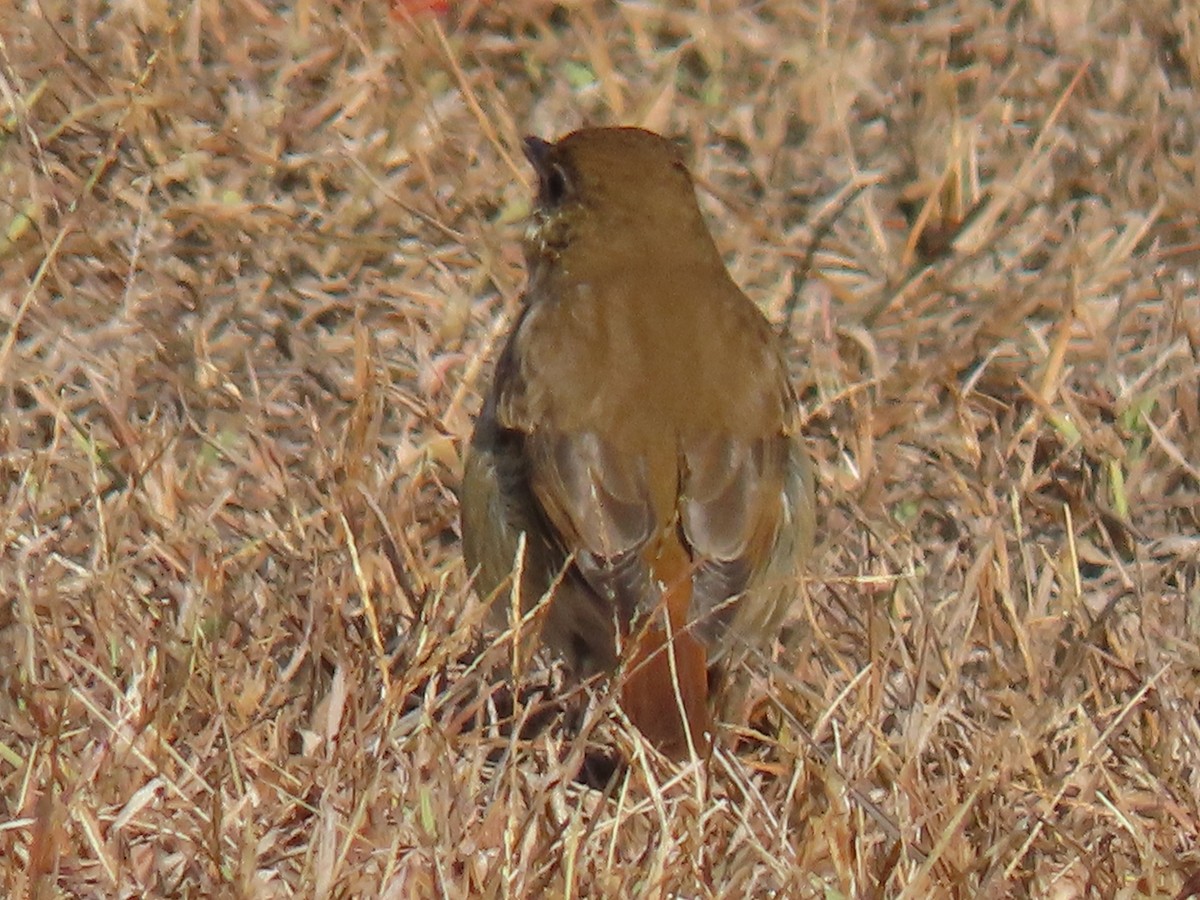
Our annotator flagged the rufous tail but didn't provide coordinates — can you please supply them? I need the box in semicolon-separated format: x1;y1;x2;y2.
620;547;711;758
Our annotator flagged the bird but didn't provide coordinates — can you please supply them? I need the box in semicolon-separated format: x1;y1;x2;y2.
459;126;814;758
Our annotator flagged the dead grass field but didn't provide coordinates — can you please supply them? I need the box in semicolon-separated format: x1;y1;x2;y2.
2;0;1200;896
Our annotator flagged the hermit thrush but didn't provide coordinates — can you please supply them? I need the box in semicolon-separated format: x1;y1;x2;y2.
460;127;814;758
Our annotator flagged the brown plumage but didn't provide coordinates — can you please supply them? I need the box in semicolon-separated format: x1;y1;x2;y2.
460;127;815;758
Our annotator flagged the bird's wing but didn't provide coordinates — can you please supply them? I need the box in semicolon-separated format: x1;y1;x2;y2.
489;323;654;615
678;430;790;634
521;428;659;622
675;351;810;647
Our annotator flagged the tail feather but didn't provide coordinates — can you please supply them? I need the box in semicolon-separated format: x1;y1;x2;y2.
620;560;711;759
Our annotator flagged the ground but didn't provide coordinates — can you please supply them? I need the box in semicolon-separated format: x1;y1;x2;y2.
2;0;1199;896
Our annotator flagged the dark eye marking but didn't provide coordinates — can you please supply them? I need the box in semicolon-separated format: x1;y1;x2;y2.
542;163;570;206
522;135;574;208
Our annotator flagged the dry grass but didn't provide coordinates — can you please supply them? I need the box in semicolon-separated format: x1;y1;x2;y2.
2;0;1199;896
